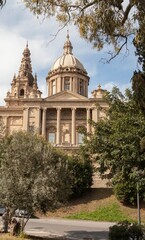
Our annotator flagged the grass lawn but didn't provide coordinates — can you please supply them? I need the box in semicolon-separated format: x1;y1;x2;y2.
2;190;144;239
66;202;133;222
46;188;145;223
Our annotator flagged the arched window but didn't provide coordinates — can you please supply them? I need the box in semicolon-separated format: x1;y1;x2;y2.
20;89;24;96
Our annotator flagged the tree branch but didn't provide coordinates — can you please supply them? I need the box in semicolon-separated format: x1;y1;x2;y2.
122;1;134;26
80;0;97;12
0;0;6;8
101;34;131;63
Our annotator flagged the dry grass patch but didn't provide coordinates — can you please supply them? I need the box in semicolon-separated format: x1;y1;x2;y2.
0;233;29;240
0;233;63;240
39;188;145;223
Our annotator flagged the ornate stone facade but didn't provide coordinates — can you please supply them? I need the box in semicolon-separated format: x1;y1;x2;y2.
0;33;108;150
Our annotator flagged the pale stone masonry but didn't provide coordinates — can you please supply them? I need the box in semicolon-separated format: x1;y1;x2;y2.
0;33;108;151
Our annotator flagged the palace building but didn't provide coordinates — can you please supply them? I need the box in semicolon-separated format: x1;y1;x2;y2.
0;33;107;151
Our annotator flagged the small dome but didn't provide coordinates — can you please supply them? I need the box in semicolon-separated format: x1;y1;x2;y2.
51;32;86;72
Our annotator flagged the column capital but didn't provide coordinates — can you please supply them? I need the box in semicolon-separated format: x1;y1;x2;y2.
43;107;47;112
23;107;29;111
71;107;76;111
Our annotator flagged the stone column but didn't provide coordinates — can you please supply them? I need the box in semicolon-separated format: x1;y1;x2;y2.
71;108;76;145
70;77;73;91
62;78;64;91
2;116;8;135
50;81;52;96
92;107;99;132
48;82;50;97
84;80;88;97
23;107;29;131
73;77;76;93
87;108;91;133
92;107;99;122
36;108;41;134
86;81;88;97
42;108;47;138
56;108;61;145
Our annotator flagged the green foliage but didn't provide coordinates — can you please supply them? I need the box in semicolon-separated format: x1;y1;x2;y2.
109;221;145;240
113;182;137;205
131;2;145;115
132;71;145;114
0;131;71;215
68;155;93;197
22;0;145;61
67;202;131;222
82;87;145;205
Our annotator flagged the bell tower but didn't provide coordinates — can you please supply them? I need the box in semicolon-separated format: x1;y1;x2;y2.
5;43;42;106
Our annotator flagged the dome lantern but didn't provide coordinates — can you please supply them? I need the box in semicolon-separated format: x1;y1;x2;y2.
63;31;73;55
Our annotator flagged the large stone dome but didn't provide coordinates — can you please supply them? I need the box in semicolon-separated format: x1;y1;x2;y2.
51;33;86;72
51;54;85;71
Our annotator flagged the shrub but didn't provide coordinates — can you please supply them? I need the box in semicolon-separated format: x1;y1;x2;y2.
109;221;144;240
113;182;137;205
68;155;93;197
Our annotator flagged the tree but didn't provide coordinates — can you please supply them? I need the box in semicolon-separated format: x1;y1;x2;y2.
132;3;145;114
82;87;145;205
21;0;145;60
67;154;93;197
0;131;71;231
1;1;145;61
0;0;5;7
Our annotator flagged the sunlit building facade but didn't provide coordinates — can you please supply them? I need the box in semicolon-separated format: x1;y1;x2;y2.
0;33;107;150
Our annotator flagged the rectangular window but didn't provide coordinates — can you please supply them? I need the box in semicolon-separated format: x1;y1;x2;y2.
48;133;55;143
64;78;70;90
78;133;84;144
79;79;83;95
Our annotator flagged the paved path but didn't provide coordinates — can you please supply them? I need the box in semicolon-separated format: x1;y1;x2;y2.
25;218;115;240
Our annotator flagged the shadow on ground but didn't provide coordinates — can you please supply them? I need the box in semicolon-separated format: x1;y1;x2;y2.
68;188;113;207
28;229;109;240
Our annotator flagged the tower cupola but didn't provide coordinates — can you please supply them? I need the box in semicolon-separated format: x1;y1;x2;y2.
63;31;73;55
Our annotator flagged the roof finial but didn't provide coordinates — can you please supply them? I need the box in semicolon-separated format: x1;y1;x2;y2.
67;29;69;40
98;84;101;90
26;40;28;48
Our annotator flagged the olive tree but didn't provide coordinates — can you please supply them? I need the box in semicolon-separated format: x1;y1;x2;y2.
0;131;71;231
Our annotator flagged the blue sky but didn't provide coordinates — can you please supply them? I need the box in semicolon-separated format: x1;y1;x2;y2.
0;0;138;105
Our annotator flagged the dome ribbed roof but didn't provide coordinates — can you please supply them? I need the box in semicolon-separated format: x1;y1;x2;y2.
51;32;86;72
